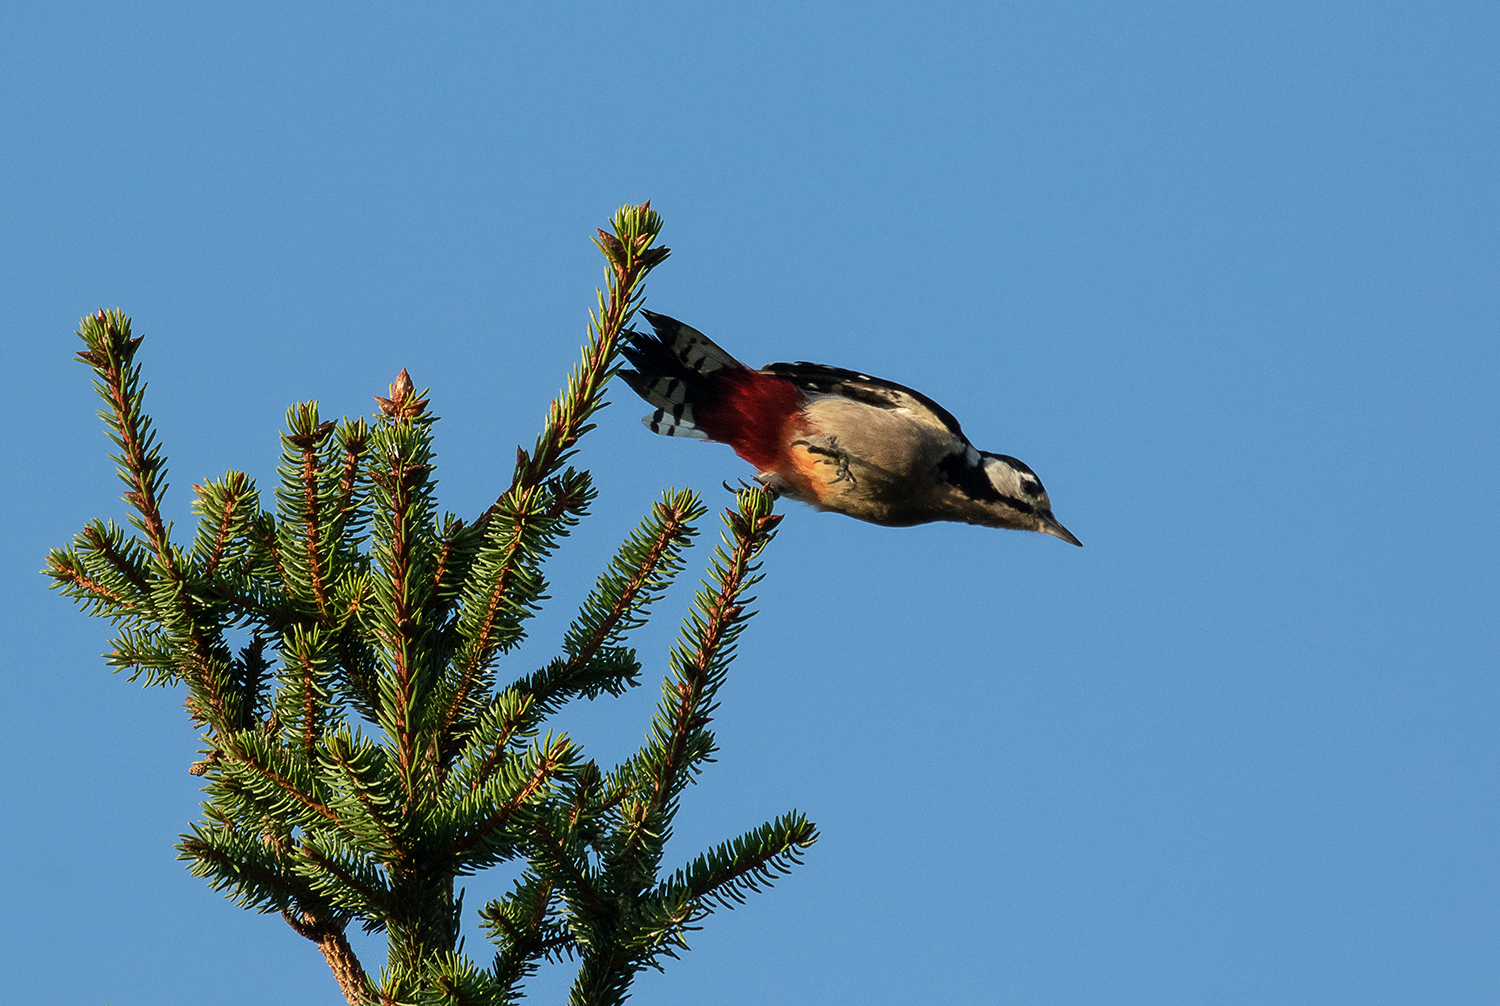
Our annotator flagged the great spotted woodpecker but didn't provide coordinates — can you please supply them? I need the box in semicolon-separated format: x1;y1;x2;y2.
619;312;1082;545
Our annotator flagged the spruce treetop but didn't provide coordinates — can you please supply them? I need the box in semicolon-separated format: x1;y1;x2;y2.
47;203;815;1006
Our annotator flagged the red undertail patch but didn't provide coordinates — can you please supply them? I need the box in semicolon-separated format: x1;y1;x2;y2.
697;370;809;480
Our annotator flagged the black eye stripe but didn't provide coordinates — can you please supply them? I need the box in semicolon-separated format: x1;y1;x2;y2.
996;494;1035;515
936;453;1038;514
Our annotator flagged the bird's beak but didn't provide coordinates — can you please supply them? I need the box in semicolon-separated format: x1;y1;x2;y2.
1039;514;1082;547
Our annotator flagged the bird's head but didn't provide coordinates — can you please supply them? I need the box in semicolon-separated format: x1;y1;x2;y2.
973;453;1082;546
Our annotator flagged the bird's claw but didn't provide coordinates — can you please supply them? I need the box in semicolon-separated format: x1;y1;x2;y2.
792;437;857;488
726;478;777;499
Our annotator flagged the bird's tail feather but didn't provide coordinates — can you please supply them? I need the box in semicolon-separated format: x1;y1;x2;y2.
619;311;747;439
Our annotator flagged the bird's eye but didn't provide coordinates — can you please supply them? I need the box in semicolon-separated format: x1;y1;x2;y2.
1022;479;1042;497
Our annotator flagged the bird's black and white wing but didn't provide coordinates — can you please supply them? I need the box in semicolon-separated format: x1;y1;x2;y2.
758;362;968;440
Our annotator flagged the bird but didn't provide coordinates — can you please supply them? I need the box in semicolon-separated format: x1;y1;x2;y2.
617;311;1081;546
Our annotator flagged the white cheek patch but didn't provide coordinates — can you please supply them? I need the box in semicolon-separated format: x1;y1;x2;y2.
982;465;1014;495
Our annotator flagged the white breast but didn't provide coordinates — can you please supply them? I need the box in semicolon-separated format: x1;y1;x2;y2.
795;396;963;523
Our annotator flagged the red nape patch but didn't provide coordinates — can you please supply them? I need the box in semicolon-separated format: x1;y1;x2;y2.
697;370;806;475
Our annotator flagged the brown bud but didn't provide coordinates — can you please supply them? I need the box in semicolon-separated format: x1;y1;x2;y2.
596;230;626;263
391;368;414;400
375;368;429;419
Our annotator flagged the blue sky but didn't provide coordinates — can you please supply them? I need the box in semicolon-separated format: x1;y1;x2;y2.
3;3;1496;1003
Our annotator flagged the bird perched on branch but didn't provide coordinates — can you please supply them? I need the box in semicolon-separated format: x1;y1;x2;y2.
618;311;1081;546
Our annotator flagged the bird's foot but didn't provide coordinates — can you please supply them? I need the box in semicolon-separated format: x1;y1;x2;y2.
792;437;857;488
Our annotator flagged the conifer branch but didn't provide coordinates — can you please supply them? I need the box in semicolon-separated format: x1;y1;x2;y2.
203;583;291;625
486;873;570;992
431;517;465;596
220;736;344;826
508;650;641;732
331;419;370;541
297;840;397;918
192;472;254;575
367;419;433;798
82;520;154;597
561;491;705;680
471;487;707;759
179;827;323;915
446;736;575;861
479;202;668;531
656;812;818;914
176;628;237;737
533;818;609;920
628;489;782;864
323;735;404;860
44;521;157;625
45;550;122;606
258;519;293;597
446;501;542;722
444;205;670;739
74;309;177;571
295;643;321;756
291;411;336;619
176;817;381;1006
234;635;271;731
452;692;538;795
